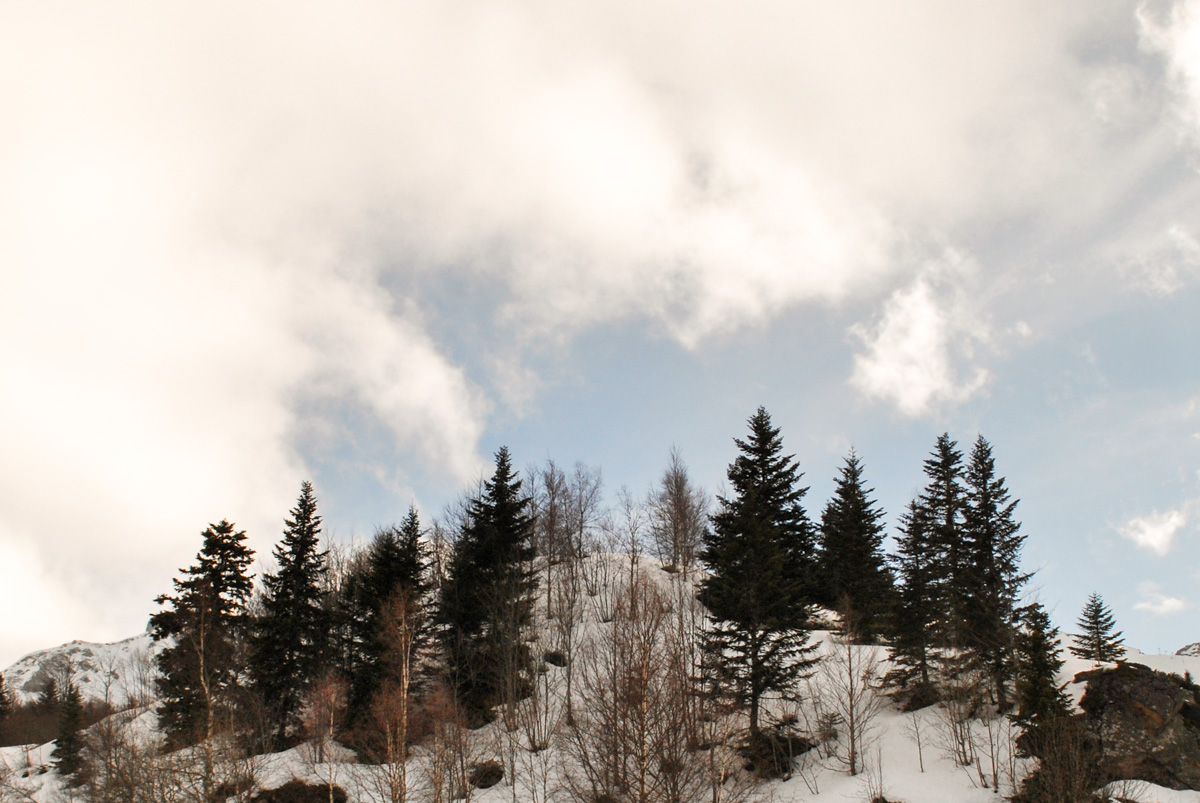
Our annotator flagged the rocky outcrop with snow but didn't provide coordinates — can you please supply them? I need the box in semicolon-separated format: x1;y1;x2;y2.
1178;643;1200;658
1;633;159;707
1076;662;1200;791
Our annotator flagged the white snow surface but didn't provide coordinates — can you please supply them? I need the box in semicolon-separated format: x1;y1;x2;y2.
4;556;1200;802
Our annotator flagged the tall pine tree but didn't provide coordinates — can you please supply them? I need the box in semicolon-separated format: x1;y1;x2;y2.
0;672;11;725
150;519;255;750
960;435;1029;709
1070;592;1125;662
345;505;429;717
250;481;332;742
52;681;87;788
1011;603;1072;757
919;433;968;647
699;407;818;737
887;500;940;699
817;449;894;643
438;448;538;723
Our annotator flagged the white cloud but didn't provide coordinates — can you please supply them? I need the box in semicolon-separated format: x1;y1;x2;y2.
1119;508;1188;554
0;0;1194;661
1120;223;1200;295
848;254;992;417
1134;582;1188;615
1141;0;1200;145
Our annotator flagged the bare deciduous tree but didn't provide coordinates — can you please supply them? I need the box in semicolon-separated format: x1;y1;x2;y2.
818;635;884;776
647;447;709;575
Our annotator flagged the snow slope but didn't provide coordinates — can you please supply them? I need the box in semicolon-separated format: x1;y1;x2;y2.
4;558;1200;802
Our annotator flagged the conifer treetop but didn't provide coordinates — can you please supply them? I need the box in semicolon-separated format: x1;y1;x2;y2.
1070;591;1126;662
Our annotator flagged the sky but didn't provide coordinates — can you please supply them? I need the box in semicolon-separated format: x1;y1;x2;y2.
2;0;1200;669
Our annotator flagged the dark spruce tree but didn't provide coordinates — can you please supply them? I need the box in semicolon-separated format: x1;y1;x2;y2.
960;435;1029;710
345;505;429;717
150;519;255;750
816;449;894;643
52;681;87;788
1070;592;1126;662
1011;602;1072;757
0;672;11;725
886;500;940;703
438;448;538;723
918;433;968;646
250;481;332;743
699;407;818;738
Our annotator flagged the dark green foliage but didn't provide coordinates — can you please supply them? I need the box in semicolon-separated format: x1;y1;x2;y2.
344;505;430;717
918;433;967;644
699;407;818;736
51;682;87;787
0;673;11;724
250;482;332;742
38;678;59;713
1011;603;1073;757
738;726;814;779
886;500;939;697
886;434;970;697
438;447;538;722
150;519;255;748
960;436;1029;709
1070;592;1125;663
816;449;894;643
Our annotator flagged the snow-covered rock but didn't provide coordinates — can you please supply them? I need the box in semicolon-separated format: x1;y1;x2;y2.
1178;643;1200;658
1;633;160;707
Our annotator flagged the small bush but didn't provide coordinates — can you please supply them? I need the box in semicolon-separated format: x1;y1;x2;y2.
739;727;814;779
469;759;504;789
252;779;348;803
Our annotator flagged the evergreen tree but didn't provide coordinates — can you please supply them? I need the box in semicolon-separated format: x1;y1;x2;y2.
0;672;11;724
960;435;1029;709
38;677;60;713
52;681;87;787
150;519;255;749
886;500;940;699
438;448;538;722
1070;592;1125;662
817;449;894;642
345;505;429;716
1011;603;1072;757
918;433;967;645
250;481;332;742
699;407;818;737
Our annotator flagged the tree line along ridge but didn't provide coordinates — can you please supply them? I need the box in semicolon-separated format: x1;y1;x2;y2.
0;406;1134;802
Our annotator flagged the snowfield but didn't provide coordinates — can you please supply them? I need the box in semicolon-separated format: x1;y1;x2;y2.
4;556;1199;802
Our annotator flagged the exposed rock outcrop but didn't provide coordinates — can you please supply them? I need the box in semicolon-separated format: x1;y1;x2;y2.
1075;662;1200;791
1178;643;1200;658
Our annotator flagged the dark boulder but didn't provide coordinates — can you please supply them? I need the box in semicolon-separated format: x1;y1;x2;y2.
1076;662;1200;791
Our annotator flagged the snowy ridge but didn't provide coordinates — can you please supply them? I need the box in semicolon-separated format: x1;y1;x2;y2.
1;633;160;708
1178;643;1200;658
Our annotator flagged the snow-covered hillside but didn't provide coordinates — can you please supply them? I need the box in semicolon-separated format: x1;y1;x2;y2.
3;559;1200;803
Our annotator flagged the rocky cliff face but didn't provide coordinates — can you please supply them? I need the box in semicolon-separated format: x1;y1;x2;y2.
1076;662;1200;791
